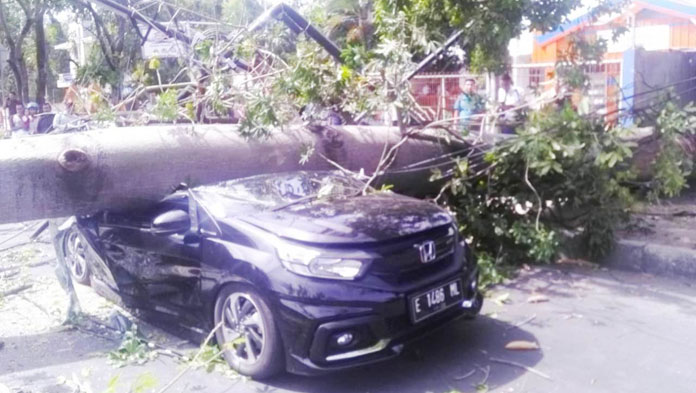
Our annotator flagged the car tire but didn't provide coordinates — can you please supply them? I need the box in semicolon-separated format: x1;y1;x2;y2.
214;284;284;379
63;226;91;285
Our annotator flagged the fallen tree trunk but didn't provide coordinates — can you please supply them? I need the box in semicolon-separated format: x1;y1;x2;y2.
0;124;464;224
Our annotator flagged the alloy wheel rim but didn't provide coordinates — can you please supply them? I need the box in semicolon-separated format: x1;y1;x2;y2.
221;293;266;365
65;231;87;280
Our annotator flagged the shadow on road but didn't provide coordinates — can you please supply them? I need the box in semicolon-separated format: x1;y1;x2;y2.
0;327;117;376
225;316;543;393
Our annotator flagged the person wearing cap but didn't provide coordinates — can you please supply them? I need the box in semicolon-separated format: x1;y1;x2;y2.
26;102;40;133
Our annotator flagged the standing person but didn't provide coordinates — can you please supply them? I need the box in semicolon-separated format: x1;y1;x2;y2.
36;102;55;134
5;92;20;129
453;78;484;132
52;99;77;131
26;102;39;133
11;103;29;135
498;74;522;134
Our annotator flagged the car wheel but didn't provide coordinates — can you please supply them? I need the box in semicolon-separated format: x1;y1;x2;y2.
464;292;484;319
63;227;91;285
214;285;284;379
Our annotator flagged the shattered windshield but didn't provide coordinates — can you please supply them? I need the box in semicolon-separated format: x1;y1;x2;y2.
194;172;366;210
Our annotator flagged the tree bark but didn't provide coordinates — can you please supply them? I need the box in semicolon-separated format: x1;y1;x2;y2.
82;0;118;71
0;0;34;104
6;50;24;101
35;9;48;105
0;125;462;224
19;59;29;102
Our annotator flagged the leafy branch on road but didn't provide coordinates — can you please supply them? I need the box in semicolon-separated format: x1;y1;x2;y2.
108;325;158;367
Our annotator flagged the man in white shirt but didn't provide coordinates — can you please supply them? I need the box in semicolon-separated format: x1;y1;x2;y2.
498;74;522;134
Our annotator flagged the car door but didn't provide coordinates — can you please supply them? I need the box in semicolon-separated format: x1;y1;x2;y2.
95;193;203;319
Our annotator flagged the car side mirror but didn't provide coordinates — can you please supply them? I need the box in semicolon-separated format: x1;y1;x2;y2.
151;209;190;236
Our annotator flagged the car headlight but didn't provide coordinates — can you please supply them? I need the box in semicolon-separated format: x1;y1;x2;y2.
276;242;367;280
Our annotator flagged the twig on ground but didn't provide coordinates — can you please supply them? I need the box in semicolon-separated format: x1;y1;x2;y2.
506;314;537;331
0;221;42;247
0;258;52;274
1;284;32;298
0;265;21;274
73;324;122;343
18;294;51;317
28;258;53;268
0;269;20;279
490;357;552;380
0;241;32;253
156;321;223;393
29;221;49;241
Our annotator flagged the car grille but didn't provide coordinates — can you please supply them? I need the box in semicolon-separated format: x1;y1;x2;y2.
368;225;457;284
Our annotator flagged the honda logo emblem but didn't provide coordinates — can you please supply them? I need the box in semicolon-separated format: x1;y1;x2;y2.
415;240;437;263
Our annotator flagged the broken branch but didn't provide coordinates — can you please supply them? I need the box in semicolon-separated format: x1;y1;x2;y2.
156;321;223;393
453;368;476;381
490;357;552;380
0;284;32;298
506;314;537;330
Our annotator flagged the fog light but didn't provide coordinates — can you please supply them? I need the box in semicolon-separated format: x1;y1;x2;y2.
335;332;354;347
462;300;474;308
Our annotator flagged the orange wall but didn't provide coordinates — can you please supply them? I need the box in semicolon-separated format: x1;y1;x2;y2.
530;15;696;64
532;41;557;63
670;24;696;48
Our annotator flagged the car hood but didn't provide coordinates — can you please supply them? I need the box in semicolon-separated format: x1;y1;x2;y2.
229;193;452;244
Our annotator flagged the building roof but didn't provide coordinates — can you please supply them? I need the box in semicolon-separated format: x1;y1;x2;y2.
536;0;696;46
636;0;696;18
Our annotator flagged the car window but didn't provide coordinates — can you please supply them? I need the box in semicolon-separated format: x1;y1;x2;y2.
102;193;188;229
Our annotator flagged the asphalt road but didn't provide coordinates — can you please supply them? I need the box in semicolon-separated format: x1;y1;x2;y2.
1;226;696;393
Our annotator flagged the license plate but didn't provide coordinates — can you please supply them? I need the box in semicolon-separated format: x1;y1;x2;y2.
409;279;464;323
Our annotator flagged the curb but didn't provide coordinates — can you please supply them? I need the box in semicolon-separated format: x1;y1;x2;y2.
601;239;696;278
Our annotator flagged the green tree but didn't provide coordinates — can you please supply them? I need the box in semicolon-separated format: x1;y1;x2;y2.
0;0;39;103
372;0;587;72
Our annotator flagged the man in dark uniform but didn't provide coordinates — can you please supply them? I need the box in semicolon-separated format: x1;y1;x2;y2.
4;92;20;128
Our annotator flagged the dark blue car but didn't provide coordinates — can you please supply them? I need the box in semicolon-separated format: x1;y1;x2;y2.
56;171;482;378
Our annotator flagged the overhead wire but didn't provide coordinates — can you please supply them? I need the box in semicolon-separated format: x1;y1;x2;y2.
385;74;696;177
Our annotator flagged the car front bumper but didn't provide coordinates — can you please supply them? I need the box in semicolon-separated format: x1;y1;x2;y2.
273;267;481;376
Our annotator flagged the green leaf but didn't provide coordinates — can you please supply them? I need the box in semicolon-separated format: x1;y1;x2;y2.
132;372;158;393
148;58;160;70
105;375;120;393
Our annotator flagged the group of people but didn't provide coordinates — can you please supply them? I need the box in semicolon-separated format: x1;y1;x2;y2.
453;74;522;135
3;92;53;136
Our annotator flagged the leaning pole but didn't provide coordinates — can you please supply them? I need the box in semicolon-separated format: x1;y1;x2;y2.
0;124;464;224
